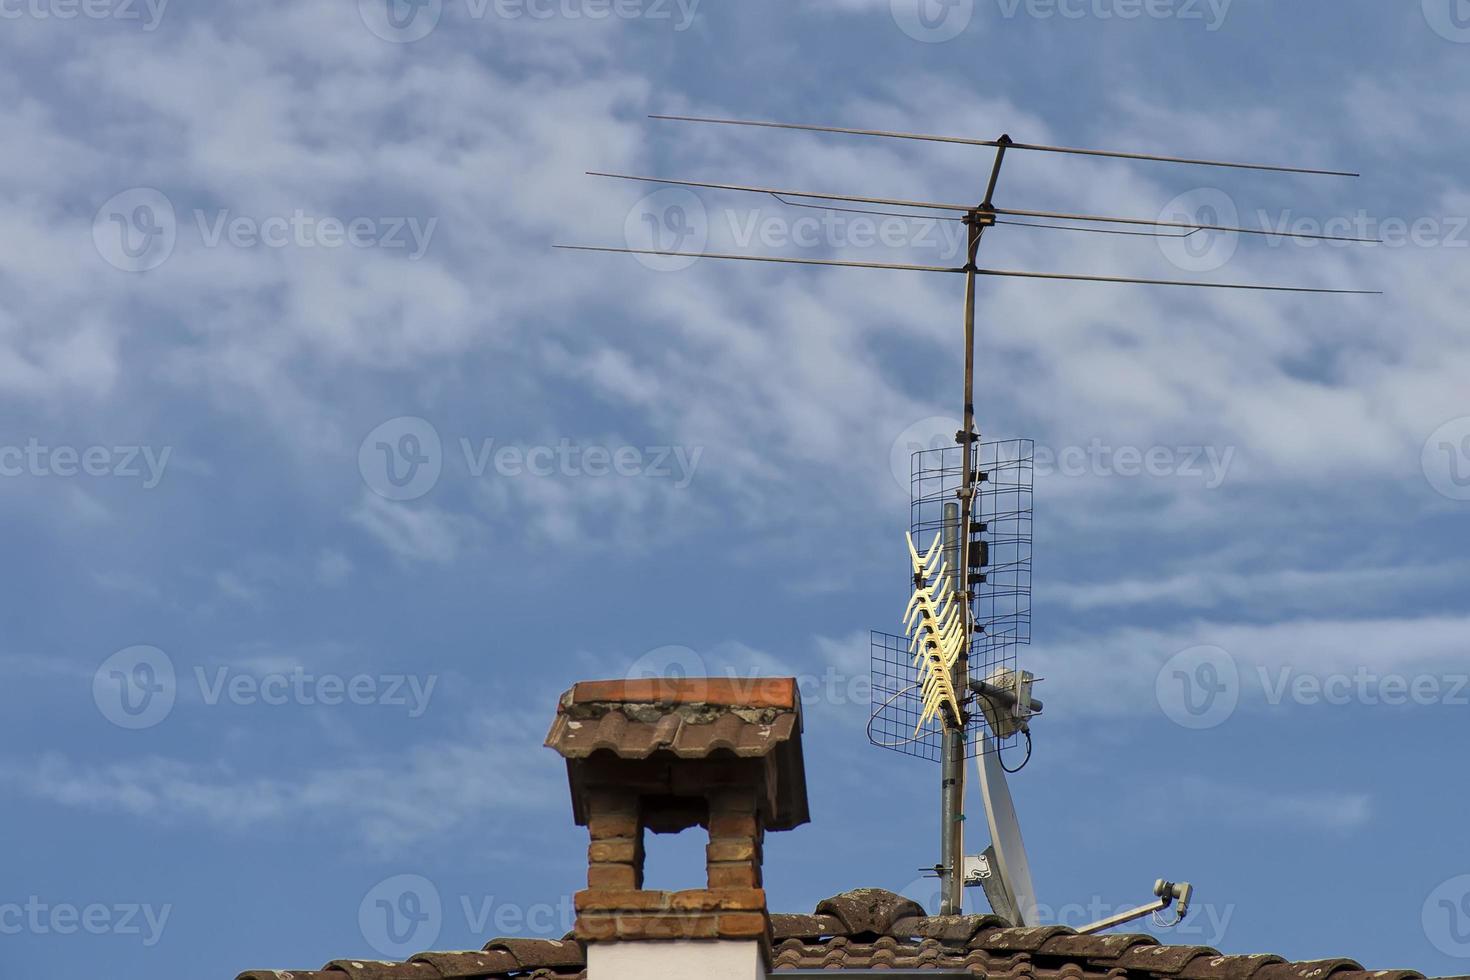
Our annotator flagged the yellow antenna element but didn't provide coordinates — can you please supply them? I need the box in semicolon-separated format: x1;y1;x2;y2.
905;532;964;734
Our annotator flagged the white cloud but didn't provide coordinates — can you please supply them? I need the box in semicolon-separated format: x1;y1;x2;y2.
350;492;472;564
4;714;561;855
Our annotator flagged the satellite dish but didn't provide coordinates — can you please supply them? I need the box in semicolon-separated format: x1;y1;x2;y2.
976;731;1039;926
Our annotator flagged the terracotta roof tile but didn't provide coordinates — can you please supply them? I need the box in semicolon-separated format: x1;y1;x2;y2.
1115;943;1223;973
236;887;1454;980
1179;953;1289;980
1255;960;1369;980
546;706;800;761
408;951;519;977
480;938;584;970
979;924;1077;952
323;961;440;980
1039;931;1158;960
569;678;797;709
815;887;926;936
770;912;844;939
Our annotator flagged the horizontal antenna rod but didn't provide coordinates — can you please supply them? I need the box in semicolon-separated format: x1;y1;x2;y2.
650;114;1359;178
554;245;963;274
589;171;973;212
589;172;1380;243
993;205;1378;243
555;245;1381;294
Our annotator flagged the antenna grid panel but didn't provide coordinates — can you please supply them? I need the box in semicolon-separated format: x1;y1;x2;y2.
870;439;1034;762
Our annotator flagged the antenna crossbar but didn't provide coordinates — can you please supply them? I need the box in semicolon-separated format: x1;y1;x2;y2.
650;114;1360;177
588;172;1381;243
554;246;1381;294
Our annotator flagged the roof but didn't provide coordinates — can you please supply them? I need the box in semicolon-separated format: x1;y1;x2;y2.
236;888;1463;980
544;677;810;832
544;678;801;760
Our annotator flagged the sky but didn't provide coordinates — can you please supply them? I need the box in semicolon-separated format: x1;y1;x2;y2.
3;0;1470;977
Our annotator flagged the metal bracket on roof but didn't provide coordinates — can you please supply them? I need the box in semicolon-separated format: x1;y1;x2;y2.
1076;879;1194;934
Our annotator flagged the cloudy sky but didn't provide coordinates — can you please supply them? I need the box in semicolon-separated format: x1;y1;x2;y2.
4;0;1470;976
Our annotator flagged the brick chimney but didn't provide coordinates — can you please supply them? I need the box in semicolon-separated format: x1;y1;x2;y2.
544;677;810;980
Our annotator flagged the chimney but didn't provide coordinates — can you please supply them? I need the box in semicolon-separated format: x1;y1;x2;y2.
545;677;810;980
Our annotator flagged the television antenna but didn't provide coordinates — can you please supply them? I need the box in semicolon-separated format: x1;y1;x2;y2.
558;111;1379;921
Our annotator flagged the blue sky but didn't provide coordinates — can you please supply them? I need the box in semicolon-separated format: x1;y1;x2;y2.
3;0;1470;976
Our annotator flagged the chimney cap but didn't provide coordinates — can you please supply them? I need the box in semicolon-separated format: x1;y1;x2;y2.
545;676;810;832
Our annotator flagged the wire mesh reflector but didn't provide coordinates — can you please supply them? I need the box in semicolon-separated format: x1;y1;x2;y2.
869;439;1034;761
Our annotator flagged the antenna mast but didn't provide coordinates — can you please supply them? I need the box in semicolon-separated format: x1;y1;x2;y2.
560;111;1378;922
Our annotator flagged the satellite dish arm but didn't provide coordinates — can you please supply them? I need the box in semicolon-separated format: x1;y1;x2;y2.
1076;880;1194;935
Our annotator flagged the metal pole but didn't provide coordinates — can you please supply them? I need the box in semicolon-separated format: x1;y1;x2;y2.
941;212;985;916
939;501;962;915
